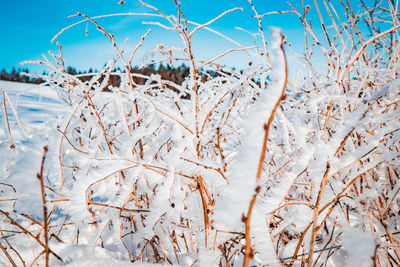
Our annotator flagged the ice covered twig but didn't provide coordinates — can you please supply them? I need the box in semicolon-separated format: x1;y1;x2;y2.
2;90;15;153
36;146;50;267
255;30;287;180
243;28;287;267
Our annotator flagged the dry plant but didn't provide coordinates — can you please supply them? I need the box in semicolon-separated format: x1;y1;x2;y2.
0;0;399;266
261;1;400;266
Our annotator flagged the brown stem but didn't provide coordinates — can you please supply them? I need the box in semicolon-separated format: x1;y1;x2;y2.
0;241;16;267
0;231;25;266
243;186;261;267
307;163;330;267
86;95;114;155
37;146;49;267
0;210;63;263
256;36;288;180
244;33;288;267
197;176;209;247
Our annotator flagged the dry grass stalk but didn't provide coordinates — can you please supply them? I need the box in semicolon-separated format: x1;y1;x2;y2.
307;163;331;266
0;210;63;263
36;146;49;267
0;241;17;267
0;231;25;266
2;1;399;266
2;90;15;153
243;32;288;267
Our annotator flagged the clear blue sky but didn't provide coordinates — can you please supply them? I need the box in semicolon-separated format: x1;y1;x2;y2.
0;0;362;73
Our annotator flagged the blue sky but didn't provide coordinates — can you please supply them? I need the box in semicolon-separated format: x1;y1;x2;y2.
0;0;358;73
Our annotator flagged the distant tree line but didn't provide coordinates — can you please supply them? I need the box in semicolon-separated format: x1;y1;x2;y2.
0;67;45;84
0;64;192;88
0;65;257;101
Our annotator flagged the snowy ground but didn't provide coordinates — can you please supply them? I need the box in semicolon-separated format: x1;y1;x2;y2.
0;81;163;266
0;80;66;141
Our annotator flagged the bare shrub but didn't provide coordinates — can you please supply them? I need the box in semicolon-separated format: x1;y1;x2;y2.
0;0;399;266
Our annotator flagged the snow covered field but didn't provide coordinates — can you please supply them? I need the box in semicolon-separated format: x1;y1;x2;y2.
0;80;66;139
1;1;400;266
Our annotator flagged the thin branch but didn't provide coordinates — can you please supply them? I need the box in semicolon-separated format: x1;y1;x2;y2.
256;36;288;180
255;10;295;18
0;241;17;267
37;146;49;267
196;46;258;71
128;29;152;67
189;7;242;37
0;210;63;263
51;12;161;43
340;24;400;83
2;90;15;153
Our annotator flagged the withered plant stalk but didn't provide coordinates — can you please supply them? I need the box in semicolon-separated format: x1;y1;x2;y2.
37;146;50;267
243;34;288;267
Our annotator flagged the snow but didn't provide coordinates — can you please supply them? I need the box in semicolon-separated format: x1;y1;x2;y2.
1;3;400;265
340;225;376;267
1;56;399;266
0;80;66;133
0;81;67;216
